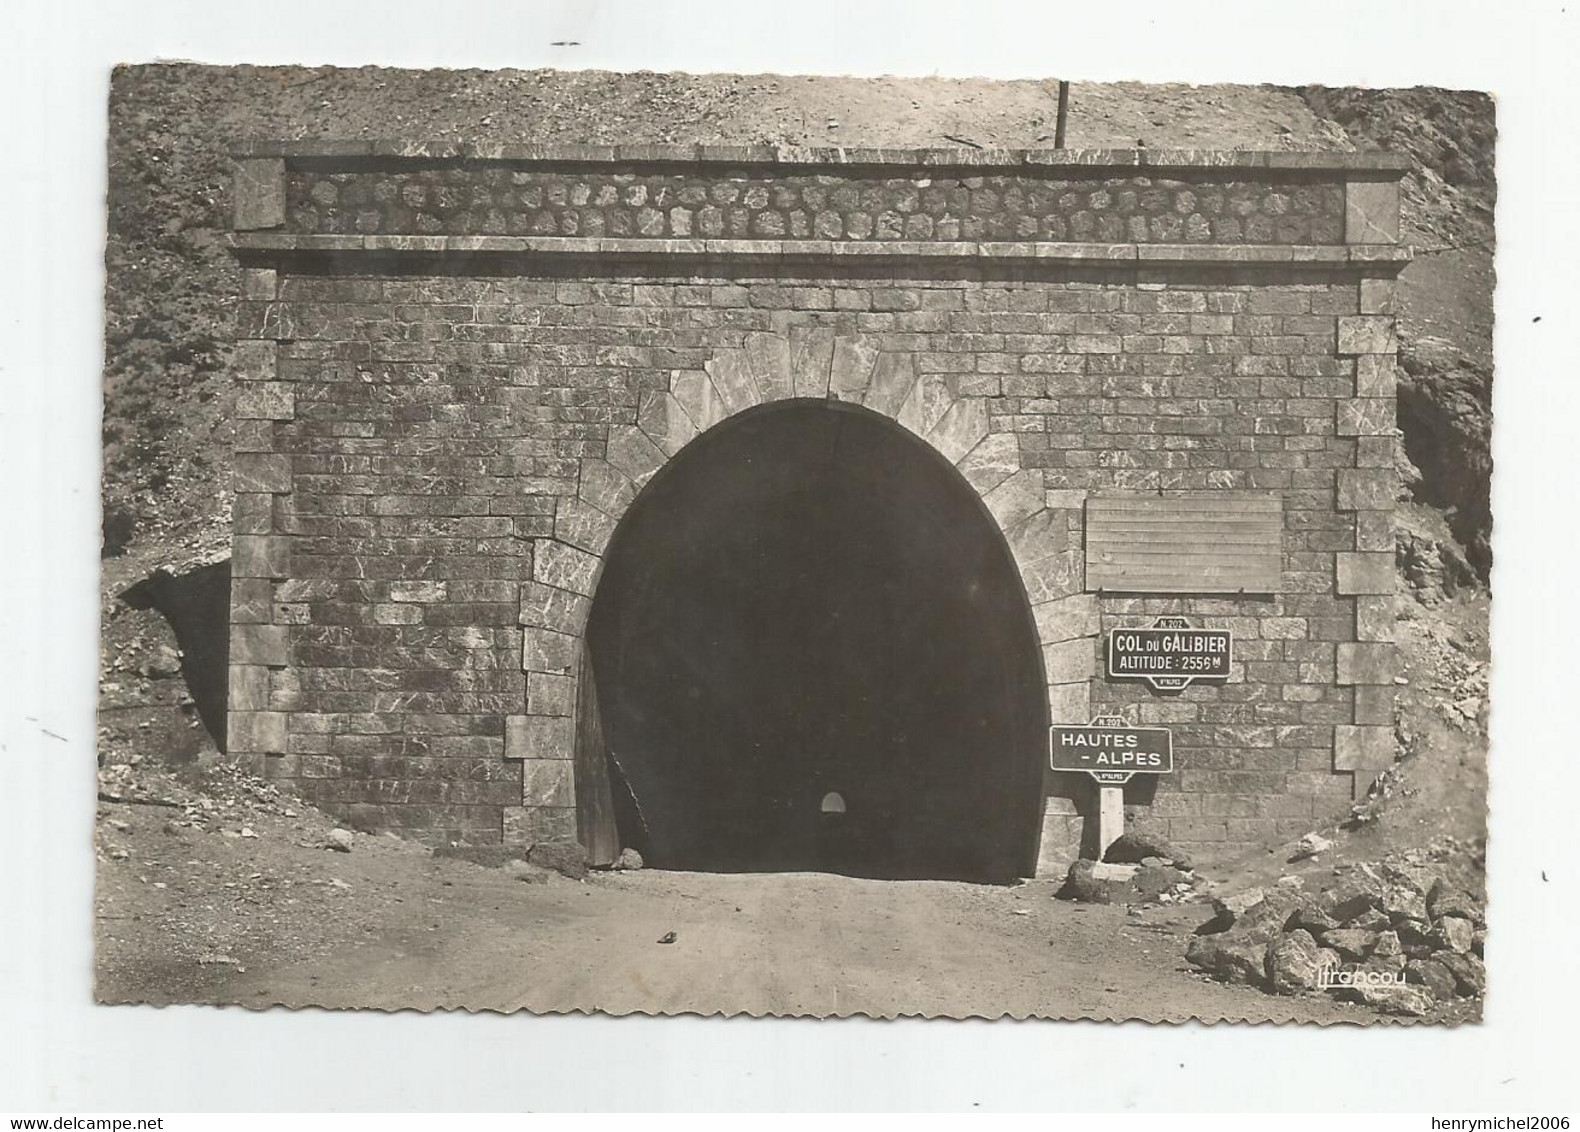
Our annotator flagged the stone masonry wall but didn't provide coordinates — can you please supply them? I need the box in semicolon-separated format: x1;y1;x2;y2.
228;146;1404;868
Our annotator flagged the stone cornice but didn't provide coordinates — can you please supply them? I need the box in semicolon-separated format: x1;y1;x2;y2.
229;232;1411;270
230;140;1411;175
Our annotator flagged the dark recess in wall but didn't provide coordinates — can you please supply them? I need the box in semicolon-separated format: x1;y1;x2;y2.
587;401;1047;884
120;561;232;753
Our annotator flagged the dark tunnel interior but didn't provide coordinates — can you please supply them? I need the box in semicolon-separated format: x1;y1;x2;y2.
586;400;1047;883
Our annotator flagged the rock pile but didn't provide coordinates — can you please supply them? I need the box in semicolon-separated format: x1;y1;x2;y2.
1184;860;1485;1017
1056;831;1202;906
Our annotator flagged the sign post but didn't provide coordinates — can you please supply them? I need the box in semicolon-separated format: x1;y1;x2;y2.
1107;615;1233;693
1050;714;1174;857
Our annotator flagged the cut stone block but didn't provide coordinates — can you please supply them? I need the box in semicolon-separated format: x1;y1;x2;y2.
1354;511;1393;552
242;268;278;301
1354;685;1396;726
1345;180;1400;244
1048;681;1091;724
1337;468;1397;512
521;759;576;807
233;453;293;495
985;469;1045;535
533;539;600;597
505;714;575;761
227;710;287;754
232;535;290;579
230;577;273;624
527;672;576;717
1033;593;1100;645
228;665;271;712
605;424;668;486
1337;552;1395;595
1337;315;1397;356
553;497;618;556
234;339;278;382
829;335;880;402
956;431;1020;496
1336;398;1396;437
1334;725;1396;771
1355;595;1396;642
518;581;590;634
789;325;835;398
503;805;578;846
670;369;728;434
234;158;286;230
744;331;795;402
636;390;699;457
578;459;637;519
1359;277;1397;314
1355;355;1397;398
231;624;289;667
1337;642;1397;685
236;382;295;421
389;581;446;603
926;397;990;466
1044;636;1097;685
522;627;578;675
705;349;762;416
863;352;917;420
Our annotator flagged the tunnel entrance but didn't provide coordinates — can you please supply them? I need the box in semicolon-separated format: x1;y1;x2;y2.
585;400;1047;883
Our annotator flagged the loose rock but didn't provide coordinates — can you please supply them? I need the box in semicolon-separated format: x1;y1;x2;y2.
1435;915;1475;954
1289;832;1333;861
1407;958;1459;1000
325;828;354;853
613;847;644;871
528;840;589;880
1320;928;1379;962
1104;831;1191;869
1436;951;1486;997
1267;929;1328;994
1428;880;1484;927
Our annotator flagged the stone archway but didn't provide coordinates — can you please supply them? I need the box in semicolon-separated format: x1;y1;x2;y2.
504;328;1097;875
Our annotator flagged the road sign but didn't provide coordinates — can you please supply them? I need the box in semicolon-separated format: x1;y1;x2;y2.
1107;615;1233;692
1049;714;1174;785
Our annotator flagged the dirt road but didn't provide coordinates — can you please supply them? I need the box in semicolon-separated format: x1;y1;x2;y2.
95;792;1380;1021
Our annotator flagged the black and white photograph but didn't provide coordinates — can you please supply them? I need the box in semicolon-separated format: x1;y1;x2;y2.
91;62;1492;1023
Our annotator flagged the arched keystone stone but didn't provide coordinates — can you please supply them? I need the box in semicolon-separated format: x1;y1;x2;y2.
522;627;578;675
983;468;1045;535
553;497;617;556
862;352;916;419
518;580;588;634
605;424;668;486
1032;593;1099;646
1020;550;1082;606
926;396;990;466
956;431;1021;496
829;335;881;401
1048;681;1092;725
1006;508;1067;565
533;539;601;597
789;326;835;398
744;331;795;402
1044;636;1096;685
637;389;699;457
916;374;956;437
670;369;727;434
578;458;637;519
705;349;762;416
